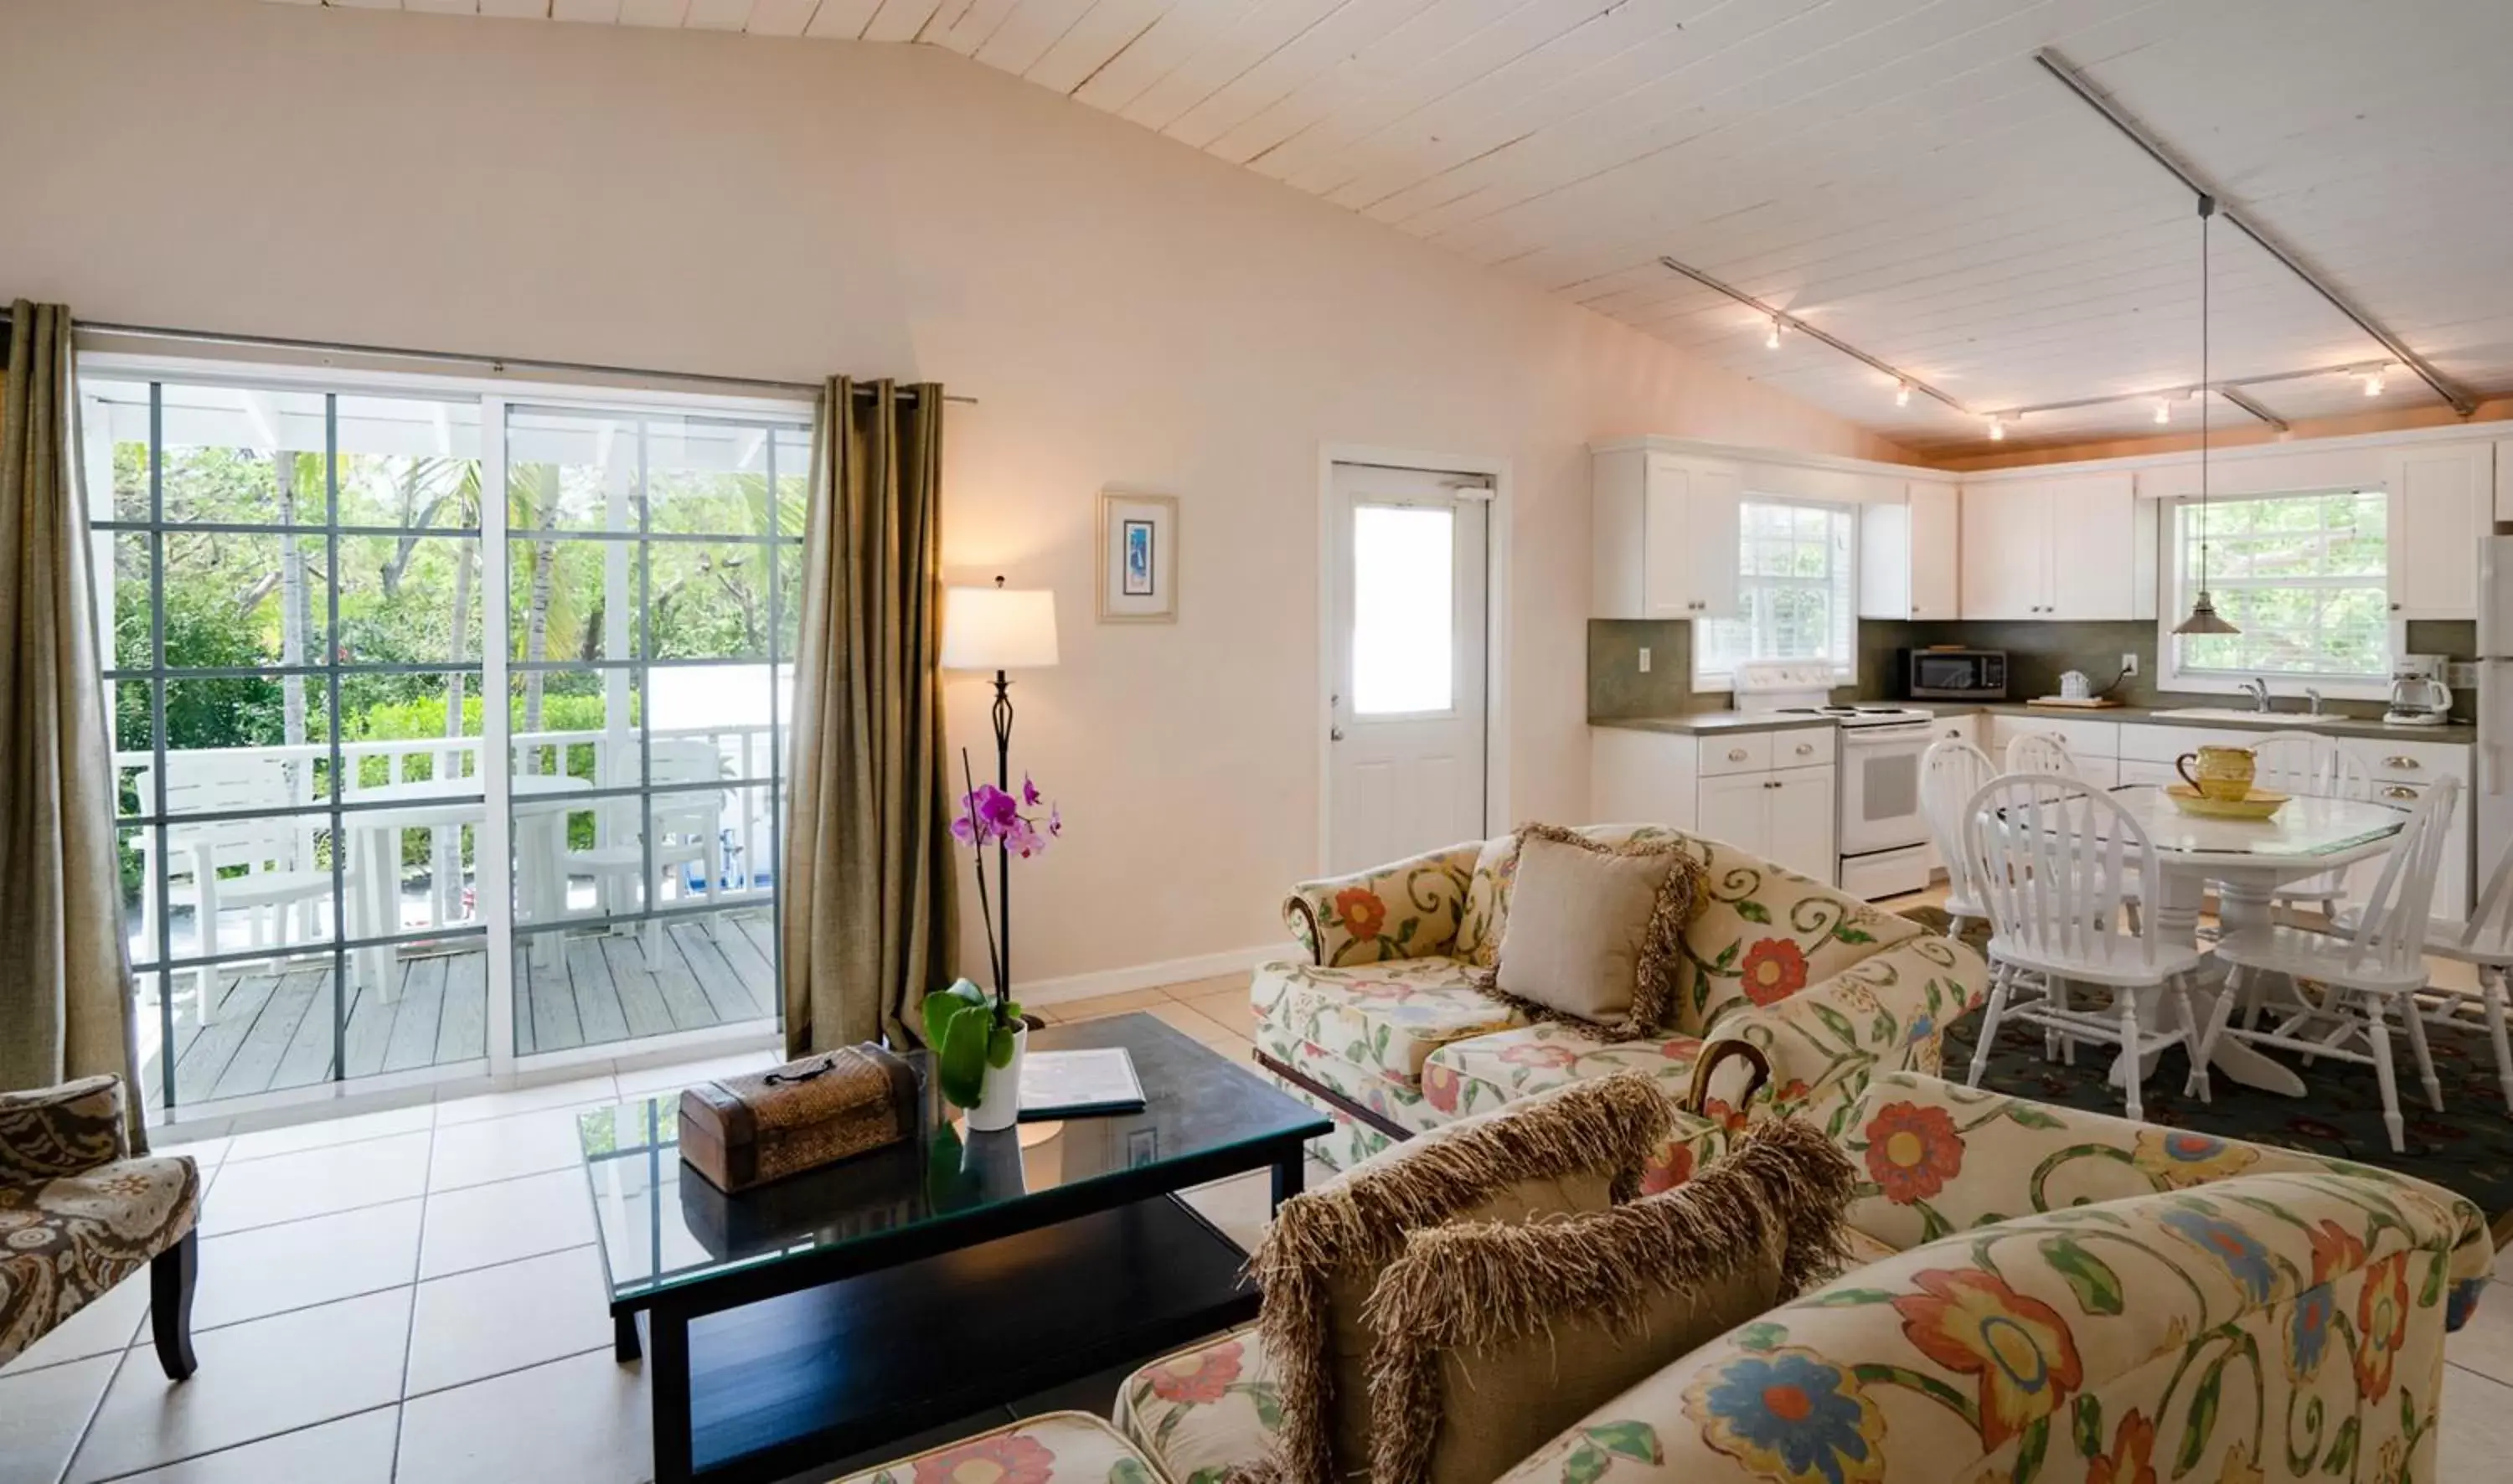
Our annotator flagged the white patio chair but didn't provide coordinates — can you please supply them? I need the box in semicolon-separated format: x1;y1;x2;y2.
1963;773;2210;1121
2194;776;2461;1153
2246;731;2376;926
570;737;729;966
2361;830;2513;1116
137;753;336;1024
1920;739;1997;939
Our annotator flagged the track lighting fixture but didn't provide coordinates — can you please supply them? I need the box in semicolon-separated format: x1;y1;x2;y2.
1986;416;2005;441
1895;381;1911;407
2154;399;2171;425
2361;364;2388;397
1764;316;1783;350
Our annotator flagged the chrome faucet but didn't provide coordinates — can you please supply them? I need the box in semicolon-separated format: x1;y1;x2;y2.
2241;677;2273;713
2305;688;2325;716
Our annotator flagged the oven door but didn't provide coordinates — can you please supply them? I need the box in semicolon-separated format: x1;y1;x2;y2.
1839;723;1933;855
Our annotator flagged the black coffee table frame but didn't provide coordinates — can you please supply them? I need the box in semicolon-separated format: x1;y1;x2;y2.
590;1017;1328;1484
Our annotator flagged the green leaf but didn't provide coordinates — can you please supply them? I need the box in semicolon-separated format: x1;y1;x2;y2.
1813;1004;1859;1045
2177;1354;2226;1476
936;1002;991;1109
987;1021;1021;1069
2417;1254;2444;1307
2073;1395;2105;1461
1584;1422;1663;1465
1833;924;1876;944
1108;1459;1154;1484
921;981;986;1049
2322;1416;2360;1475
1244;1384;1284;1430
2016;1414;2051;1484
1805;1288;1903;1307
2004;1103;2066;1130
1735;1322;1788;1353
2039;1236;2126;1317
1737;900;1772;924
1711;942;1740;971
1561;1443;1608;1484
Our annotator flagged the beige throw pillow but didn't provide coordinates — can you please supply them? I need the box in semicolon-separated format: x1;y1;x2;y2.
1364;1119;1860;1484
1480;824;1704;1038
1249;1074;1677;1484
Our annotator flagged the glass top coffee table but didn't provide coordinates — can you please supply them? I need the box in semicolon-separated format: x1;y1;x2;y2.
577;1013;1330;1484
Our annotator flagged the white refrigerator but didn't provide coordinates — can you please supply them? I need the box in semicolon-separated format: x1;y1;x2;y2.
2470;537;2513;884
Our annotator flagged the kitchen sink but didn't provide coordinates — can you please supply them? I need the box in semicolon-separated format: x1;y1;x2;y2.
2150;708;2294;724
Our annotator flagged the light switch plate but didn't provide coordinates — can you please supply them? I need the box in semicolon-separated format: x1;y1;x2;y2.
1638;647;1652;673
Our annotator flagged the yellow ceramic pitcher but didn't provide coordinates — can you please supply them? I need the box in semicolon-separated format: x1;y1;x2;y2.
2175;745;2257;801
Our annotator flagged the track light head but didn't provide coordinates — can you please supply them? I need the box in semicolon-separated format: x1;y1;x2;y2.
1895;380;1911;407
1764;316;1783;350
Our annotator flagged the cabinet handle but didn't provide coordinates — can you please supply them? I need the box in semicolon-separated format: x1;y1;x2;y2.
2381;785;2418;801
1764;780;1781;790
1727;749;1748;762
2390;602;2402;612
2383;756;2421;770
1795;742;1815;755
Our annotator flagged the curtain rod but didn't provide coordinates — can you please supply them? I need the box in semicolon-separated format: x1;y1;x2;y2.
0;307;974;404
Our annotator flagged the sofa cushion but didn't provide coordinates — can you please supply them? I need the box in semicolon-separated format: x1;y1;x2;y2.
828;1411;1158;1484
0;1155;201;1369
1484;827;1704;1035
1420;1022;1707;1123
1455;824;1691;969
1252;957;1521;1089
1115;1327;1280;1484
1262;1033;1445;1139
1676;837;1922;1037
1251;1074;1675;1484
1365;1121;1857;1484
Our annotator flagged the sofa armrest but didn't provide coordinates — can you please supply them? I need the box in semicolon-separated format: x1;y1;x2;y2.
1838;1069;2499;1331
1702;935;1988;1141
1281;842;1478;968
0;1075;131;1186
1496;1170;2464;1484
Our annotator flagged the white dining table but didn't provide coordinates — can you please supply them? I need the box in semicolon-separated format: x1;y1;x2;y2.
2033;785;2411;1096
342;774;592;992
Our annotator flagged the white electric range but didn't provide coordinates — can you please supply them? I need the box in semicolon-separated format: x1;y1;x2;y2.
1731;662;1937;899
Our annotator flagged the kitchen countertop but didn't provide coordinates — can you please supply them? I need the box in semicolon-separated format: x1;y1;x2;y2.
1907;700;2478;745
1589;712;1840;735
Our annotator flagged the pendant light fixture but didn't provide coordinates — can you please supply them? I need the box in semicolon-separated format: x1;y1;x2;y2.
2175;193;2239;637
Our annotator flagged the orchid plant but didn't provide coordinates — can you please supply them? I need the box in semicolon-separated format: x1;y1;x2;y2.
922;750;1063;1110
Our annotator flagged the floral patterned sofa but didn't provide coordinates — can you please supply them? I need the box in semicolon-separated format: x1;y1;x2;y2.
1104;1069;2495;1484
1258;825;1987;1170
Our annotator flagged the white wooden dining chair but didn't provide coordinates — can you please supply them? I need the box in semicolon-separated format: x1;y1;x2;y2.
1920;739;1998;940
1963;773;2210;1120
2247;731;2376;925
2004;729;2140;935
2396;828;2513;1115
2194;776;2461;1152
136;753;337;1025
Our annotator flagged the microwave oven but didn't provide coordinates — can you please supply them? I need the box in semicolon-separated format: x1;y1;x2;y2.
1903;648;2008;700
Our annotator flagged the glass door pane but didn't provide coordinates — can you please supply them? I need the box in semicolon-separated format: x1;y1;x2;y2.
504;406;795;1055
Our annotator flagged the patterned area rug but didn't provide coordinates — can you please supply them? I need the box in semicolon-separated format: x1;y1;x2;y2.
1902;905;2513;1240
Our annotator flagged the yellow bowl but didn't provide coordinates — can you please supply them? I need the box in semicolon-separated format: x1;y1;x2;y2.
2165;783;2289;821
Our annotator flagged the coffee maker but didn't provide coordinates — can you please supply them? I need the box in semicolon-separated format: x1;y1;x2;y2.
2385;654;2453;727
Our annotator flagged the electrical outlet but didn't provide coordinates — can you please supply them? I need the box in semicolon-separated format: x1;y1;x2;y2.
1638;647;1652;674
2121;652;2140;678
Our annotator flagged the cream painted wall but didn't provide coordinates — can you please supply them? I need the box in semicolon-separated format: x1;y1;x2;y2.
0;0;1907;989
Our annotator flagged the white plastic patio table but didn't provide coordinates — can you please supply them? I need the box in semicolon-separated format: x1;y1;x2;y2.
2000;784;2408;1097
342;775;592;992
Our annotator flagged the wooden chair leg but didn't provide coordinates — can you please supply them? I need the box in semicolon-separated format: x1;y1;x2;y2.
1968;966;2014;1088
2117;987;2144;1123
151;1228;199;1382
2171;977;2211;1102
2365;1006;2405;1154
2397;990;2443;1112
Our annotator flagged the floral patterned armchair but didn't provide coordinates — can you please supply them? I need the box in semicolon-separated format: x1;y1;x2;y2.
1108;1072;2486;1484
0;1076;201;1379
1256;827;1987;1171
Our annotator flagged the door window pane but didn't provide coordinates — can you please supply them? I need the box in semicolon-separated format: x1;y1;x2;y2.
1351;505;1454;715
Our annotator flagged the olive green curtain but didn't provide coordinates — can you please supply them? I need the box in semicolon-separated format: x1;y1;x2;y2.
782;379;957;1054
0;301;147;1148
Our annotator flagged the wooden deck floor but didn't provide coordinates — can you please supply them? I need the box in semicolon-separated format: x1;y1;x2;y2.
140;911;777;1110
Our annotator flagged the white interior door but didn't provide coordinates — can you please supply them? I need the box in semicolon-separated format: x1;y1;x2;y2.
1327;462;1490;875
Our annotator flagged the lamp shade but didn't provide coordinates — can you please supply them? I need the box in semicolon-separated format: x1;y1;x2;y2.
942;585;1059;671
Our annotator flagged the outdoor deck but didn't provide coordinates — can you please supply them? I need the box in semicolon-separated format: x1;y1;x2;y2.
140;910;777;1109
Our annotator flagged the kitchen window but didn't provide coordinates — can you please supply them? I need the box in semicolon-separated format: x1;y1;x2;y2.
2165;488;2391;688
1695;499;1856;691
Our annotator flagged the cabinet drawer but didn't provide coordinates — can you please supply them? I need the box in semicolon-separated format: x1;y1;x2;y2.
1700;732;1774;776
2118;724;2267;763
1772;729;1838;769
2345;739;2469;786
1989;715;2121;762
1925;713;1981;748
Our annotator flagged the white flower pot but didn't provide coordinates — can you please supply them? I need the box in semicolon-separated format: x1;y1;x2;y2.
964;1023;1027;1132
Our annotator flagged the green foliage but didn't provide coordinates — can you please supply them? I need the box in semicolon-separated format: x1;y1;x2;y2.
922;981;1020;1110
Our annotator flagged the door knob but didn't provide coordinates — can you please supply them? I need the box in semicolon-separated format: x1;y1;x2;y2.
1330;727;1345;742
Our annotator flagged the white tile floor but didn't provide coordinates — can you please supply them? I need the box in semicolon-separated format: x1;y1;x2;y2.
4;987;2507;1484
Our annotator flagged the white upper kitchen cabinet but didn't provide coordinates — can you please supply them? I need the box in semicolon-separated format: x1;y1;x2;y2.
1858;480;1961;620
1593;448;1742;619
2387;442;2493;621
1958;473;2144;621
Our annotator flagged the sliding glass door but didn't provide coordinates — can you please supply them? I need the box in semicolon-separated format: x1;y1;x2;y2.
86;365;803;1115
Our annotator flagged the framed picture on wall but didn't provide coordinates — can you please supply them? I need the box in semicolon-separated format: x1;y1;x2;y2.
1097;489;1177;623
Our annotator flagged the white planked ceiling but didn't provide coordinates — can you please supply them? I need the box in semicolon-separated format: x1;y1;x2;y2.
271;0;2513;452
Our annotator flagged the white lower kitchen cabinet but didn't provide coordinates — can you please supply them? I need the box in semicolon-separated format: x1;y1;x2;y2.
1592;726;1838;884
1985;714;2122;787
